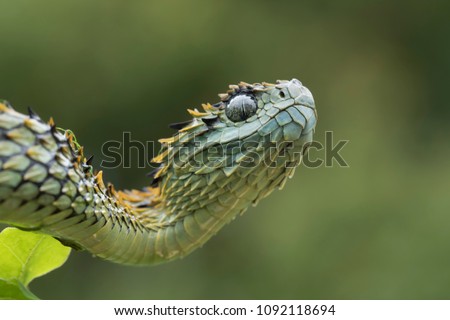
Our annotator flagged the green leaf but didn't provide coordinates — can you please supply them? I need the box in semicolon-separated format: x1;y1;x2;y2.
0;279;38;300
0;227;71;299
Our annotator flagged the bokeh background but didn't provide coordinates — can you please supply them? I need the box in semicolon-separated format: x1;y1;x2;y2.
0;0;449;299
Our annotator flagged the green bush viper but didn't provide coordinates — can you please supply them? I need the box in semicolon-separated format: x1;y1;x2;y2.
0;79;317;265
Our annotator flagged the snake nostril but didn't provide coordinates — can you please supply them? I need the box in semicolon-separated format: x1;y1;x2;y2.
279;91;285;98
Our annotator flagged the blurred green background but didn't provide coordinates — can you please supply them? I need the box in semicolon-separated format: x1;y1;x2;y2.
1;0;449;299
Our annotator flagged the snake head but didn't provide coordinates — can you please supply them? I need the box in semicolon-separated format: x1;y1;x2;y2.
212;78;316;142
166;79;316;146
152;78;317;202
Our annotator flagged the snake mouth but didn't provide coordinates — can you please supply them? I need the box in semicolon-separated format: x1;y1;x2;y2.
273;104;314;142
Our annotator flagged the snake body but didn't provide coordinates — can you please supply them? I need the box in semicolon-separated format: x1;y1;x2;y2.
0;79;317;265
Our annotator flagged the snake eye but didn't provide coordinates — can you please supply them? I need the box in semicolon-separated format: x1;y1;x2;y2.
225;94;257;122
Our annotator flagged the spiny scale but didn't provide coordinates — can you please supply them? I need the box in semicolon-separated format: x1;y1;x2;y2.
0;79;317;265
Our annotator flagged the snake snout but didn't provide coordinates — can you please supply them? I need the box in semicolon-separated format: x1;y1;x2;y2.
265;79;316;142
285;78;315;109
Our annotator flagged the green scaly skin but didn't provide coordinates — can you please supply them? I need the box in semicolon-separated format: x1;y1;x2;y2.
0;79;317;265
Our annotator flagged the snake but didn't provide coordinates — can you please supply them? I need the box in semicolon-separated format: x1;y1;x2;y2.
0;79;317;265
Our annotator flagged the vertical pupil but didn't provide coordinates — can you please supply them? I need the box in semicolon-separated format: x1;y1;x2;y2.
226;95;256;122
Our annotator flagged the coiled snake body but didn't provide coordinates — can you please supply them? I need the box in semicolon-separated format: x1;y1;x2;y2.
0;79;316;265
